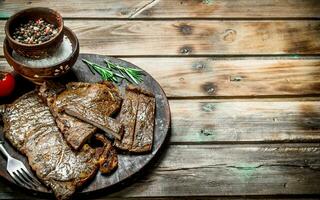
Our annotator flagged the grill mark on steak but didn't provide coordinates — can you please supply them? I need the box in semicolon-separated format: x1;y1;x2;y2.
64;104;123;140
39;81;122;150
1;91;118;199
131;93;155;153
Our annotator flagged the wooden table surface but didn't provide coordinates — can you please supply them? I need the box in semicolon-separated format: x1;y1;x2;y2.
1;0;320;199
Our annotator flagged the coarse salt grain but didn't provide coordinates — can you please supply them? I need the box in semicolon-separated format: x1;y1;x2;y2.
13;36;73;68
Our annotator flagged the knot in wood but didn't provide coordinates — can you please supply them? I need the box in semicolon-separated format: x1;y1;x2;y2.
179;24;193;35
180;46;193;54
223;29;237;43
201;82;217;95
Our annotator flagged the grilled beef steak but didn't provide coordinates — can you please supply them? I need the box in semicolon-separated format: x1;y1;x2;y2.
39;81;95;150
131;93;155;153
39;81;122;150
114;85;156;153
64;104;123;140
114;87;139;151
1;91;118;199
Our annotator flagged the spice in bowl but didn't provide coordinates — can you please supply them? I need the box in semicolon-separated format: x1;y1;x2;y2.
12;18;58;45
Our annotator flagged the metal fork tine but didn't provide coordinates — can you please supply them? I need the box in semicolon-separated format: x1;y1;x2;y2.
8;171;23;186
15;171;35;189
17;169;38;188
14;171;34;189
0;141;43;189
20;168;41;187
8;171;30;189
20;166;42;186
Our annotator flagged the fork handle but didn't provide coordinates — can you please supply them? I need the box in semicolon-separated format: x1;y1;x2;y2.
0;141;10;160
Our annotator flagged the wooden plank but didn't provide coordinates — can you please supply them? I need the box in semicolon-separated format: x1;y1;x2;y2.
1;58;320;98
1;20;320;56
0;0;319;19
124;58;320;97
0;187;317;200
108;144;320;197
170;99;320;143
2;144;320;197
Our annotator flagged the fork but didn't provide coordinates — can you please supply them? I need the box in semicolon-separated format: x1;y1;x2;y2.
0;140;42;189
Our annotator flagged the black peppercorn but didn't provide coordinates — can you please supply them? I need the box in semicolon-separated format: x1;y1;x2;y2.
12;18;58;44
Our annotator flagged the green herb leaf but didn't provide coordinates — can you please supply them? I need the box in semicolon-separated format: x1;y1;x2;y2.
82;59;145;85
104;59;144;84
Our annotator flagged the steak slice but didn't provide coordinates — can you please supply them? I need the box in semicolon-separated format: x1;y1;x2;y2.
131;92;155;153
114;85;156;153
114;87;139;151
39;81;122;150
64;81;122;116
1;91;118;199
64;104;123;140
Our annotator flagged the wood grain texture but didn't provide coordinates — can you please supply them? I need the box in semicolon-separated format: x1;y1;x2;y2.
124;58;320;97
1;20;320;56
1;58;320;97
1;144;320;198
0;0;319;19
109;144;320;197
85;144;320;197
170;99;320;143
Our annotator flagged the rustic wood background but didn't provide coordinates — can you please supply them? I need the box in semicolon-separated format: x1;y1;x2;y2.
0;0;320;199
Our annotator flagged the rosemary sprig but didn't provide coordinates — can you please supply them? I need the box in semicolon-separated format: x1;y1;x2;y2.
82;58;145;84
104;59;144;84
82;59;118;82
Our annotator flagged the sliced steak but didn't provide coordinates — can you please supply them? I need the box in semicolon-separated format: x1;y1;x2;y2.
1;91;118;199
131;93;155;153
39;81;122;150
64;104;123;140
114;85;156;153
114;87;139;151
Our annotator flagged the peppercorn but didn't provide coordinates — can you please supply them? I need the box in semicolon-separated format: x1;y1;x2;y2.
12;18;58;44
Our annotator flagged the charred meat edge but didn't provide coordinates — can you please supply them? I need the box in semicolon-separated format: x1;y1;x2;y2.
94;133;118;174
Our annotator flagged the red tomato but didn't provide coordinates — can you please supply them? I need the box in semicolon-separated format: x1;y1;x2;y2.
0;72;15;97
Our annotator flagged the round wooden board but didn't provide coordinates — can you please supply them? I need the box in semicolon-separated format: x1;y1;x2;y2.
0;54;171;196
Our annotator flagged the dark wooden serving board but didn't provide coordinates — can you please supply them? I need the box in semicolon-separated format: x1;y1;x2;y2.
0;54;170;196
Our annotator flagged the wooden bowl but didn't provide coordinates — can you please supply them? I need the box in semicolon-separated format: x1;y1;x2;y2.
5;7;64;59
3;26;79;85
